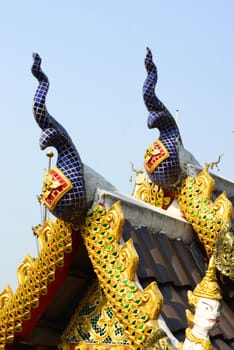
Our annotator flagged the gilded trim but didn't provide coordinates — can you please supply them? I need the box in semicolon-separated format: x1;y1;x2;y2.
79;202;164;349
0;218;73;348
177;168;232;257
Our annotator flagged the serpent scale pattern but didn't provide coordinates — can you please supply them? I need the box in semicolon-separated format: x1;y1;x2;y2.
32;53;86;225
143;48;183;190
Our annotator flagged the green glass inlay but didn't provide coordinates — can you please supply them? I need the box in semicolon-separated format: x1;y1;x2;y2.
119;288;125;293
122;279;129;284
141;315;148;321
115;274;121;279
126;293;133;299
117;265;123;271
105;244;112;250
124;303;130;309
129;285;136;291
138;325;144;330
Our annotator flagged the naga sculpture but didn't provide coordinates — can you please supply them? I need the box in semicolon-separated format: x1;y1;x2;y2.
143;48;200;191
32;53;116;226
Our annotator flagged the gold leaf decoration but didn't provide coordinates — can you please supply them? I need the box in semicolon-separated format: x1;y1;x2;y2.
177;168;232;257
0;218;73;348
132;168;174;210
80;202;164;350
215;224;234;280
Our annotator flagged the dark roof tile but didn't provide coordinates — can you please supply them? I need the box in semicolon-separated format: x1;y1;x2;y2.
123;220;234;349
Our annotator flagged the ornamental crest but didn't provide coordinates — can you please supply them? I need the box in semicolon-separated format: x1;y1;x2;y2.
144;140;169;174
41;166;73;210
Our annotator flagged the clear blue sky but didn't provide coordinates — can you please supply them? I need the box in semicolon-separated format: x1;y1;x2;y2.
0;1;233;290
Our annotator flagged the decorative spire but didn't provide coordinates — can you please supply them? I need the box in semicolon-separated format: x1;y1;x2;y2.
192;256;222;301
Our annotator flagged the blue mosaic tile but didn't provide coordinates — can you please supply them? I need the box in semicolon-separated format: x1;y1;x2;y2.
32;53;86;225
143;48;183;190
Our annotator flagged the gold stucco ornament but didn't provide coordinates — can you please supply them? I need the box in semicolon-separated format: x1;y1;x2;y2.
131;164;174;210
177;166;232;257
0;218;73;348
142;328;176;350
77;202;164;349
215;223;234;281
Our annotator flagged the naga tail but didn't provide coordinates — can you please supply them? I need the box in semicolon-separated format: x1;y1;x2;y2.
143;47;159;112
31;53;70;144
31;53;50;130
143;48;181;141
143;47;168;114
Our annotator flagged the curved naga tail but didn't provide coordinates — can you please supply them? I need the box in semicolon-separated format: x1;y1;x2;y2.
32;53;87;225
143;48;183;190
32;53;68;141
143;47;181;138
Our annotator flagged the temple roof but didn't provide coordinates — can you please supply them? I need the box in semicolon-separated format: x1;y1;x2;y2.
1;188;233;350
